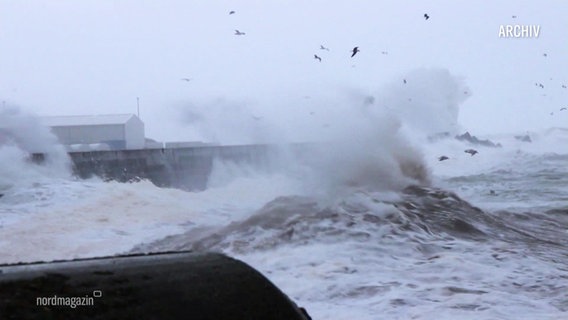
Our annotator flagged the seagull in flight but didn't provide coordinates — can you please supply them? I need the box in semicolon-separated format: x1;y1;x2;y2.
403;79;407;84
560;107;567;111
351;47;360;57
234;30;245;35
438;156;449;161
562;84;566;89
314;54;322;62
181;78;192;82
320;45;330;51
424;13;430;20
464;149;478;156
229;10;235;15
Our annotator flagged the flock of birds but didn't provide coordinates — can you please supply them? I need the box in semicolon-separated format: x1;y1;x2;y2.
533;53;567;116
437;149;478;162
227;10;430;63
226;10;568;117
316;46;360;61
180;10;566;163
180;10;434;123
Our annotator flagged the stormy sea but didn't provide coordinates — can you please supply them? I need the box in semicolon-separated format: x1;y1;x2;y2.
1;70;567;319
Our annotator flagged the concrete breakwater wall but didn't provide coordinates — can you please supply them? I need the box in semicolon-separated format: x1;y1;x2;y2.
35;143;310;191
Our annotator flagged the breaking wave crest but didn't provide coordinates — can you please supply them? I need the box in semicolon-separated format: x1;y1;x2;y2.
133;184;568;317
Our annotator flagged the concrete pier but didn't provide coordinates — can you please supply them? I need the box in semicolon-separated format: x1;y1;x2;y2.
34;143;311;191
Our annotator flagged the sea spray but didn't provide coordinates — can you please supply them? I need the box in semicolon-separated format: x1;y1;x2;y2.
180;69;472;204
0;106;71;191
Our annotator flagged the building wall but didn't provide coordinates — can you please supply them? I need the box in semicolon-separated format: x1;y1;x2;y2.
124;117;145;150
50;125;125;146
41;114;146;151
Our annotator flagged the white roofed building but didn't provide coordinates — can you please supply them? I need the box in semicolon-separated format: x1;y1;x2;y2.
41;114;145;150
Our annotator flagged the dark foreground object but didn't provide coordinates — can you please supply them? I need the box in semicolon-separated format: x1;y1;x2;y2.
0;251;310;320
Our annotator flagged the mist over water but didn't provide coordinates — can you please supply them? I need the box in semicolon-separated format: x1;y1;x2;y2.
376;68;471;136
175;97;286;145
176;68;471;197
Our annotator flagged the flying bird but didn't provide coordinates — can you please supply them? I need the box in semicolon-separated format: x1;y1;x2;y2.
424;13;430;20
438;156;449;161
320;45;330;51
543;53;548;57
403;79;407;84
560;107;567;111
538;83;544;88
229;10;235;15
234;30;245;35
464;149;478;156
351;47;360;57
314;54;322;62
181;78;192;82
512;15;517;18
562;84;566;89
381;51;388;55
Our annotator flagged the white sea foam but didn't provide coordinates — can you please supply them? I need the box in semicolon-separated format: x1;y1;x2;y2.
0;163;307;263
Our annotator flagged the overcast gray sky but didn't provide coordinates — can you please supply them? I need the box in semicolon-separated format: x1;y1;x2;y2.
1;0;567;142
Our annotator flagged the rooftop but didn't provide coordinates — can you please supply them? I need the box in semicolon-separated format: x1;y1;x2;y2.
40;114;140;127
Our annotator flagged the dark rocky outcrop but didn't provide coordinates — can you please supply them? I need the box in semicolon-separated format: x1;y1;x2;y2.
455;132;502;148
514;135;532;143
